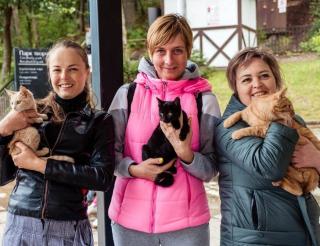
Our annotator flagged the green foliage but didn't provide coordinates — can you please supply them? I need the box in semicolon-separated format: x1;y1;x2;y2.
256;28;267;44
123;58;139;83
309;0;320;36
127;26;147;50
40;1;78;16
281;58;320;120
190;50;215;79
135;0;161;24
300;33;320;53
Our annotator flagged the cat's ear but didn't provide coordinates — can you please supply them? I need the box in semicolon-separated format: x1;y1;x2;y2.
174;97;180;106
157;97;163;106
278;87;287;97
20;85;27;92
274;87;287;99
5;89;16;98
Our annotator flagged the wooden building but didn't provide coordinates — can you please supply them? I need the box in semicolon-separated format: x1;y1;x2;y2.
164;0;257;67
257;0;312;30
256;0;313;52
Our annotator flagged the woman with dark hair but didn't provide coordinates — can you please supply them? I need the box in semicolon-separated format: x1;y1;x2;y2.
215;47;320;245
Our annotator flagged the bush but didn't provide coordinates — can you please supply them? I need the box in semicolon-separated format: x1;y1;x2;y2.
300;33;320;53
190;50;215;79
127;26;147;50
123;58;139;83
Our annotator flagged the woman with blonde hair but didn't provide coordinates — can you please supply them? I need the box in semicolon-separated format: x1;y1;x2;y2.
0;40;115;245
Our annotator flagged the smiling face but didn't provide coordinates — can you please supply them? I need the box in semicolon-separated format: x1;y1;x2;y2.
48;47;89;99
235;58;278;106
150;34;188;81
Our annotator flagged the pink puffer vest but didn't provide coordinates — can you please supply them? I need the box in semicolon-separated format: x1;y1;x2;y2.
108;73;212;233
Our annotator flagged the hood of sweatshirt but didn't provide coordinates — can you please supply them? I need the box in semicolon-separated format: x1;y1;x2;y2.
134;57;212;96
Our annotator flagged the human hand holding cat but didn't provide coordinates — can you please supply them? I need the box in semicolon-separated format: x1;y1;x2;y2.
129;158;175;181
160;118;194;164
292;136;320;174
11;142;47;174
0;109;42;136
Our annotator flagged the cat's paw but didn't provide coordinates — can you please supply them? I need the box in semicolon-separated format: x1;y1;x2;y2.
155;172;174;187
32;117;44;124
10;148;21;156
231;131;243;140
281;177;303;196
223;120;232;128
39;113;48;120
36;147;49;157
297;137;308;145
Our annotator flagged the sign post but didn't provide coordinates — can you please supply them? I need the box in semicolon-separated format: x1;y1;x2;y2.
14;48;50;98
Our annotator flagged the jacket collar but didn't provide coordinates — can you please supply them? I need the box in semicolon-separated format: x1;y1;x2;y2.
79;104;94;117
223;94;246;119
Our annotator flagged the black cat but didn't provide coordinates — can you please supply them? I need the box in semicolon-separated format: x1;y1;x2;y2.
142;97;190;187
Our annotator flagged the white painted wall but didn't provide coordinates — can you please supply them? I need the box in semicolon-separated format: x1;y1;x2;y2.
164;0;257;67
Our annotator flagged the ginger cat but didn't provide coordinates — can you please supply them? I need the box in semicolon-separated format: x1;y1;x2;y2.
223;88;319;196
6;86;74;163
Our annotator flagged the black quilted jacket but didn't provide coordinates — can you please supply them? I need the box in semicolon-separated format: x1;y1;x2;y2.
0;104;115;220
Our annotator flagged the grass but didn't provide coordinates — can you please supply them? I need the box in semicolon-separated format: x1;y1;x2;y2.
208;56;320;121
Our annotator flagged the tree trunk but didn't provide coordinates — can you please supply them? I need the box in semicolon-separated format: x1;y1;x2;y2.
12;6;22;46
26;14;32;47
122;2;127;47
78;0;86;33
122;0;136;28
1;6;13;84
31;14;39;48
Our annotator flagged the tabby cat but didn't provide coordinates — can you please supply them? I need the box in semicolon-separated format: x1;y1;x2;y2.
142;97;190;187
223;88;319;196
6;86;74;163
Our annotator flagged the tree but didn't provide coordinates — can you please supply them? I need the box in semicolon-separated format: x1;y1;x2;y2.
0;1;13;84
310;0;320;35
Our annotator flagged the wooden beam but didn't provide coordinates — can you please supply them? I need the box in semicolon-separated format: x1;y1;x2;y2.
89;0;123;245
237;0;242;51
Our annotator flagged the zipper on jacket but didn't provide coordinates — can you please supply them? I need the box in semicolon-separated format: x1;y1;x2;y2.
12;169;21;193
161;81;168;99
185;168;191;211
41;114;69;219
150;184;158;232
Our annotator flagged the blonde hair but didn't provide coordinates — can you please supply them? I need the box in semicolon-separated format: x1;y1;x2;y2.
226;47;283;94
147;14;193;58
40;40;94;122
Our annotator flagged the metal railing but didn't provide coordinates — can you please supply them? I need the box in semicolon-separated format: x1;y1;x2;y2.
0;80;14;120
260;25;312;54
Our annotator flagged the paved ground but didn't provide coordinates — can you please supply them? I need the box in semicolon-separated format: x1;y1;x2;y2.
0;182;221;246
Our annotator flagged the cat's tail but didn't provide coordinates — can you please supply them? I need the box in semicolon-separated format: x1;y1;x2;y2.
223;111;242;128
47;155;75;164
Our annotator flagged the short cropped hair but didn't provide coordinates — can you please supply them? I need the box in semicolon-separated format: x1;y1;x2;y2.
147;14;193;58
226;47;283;93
